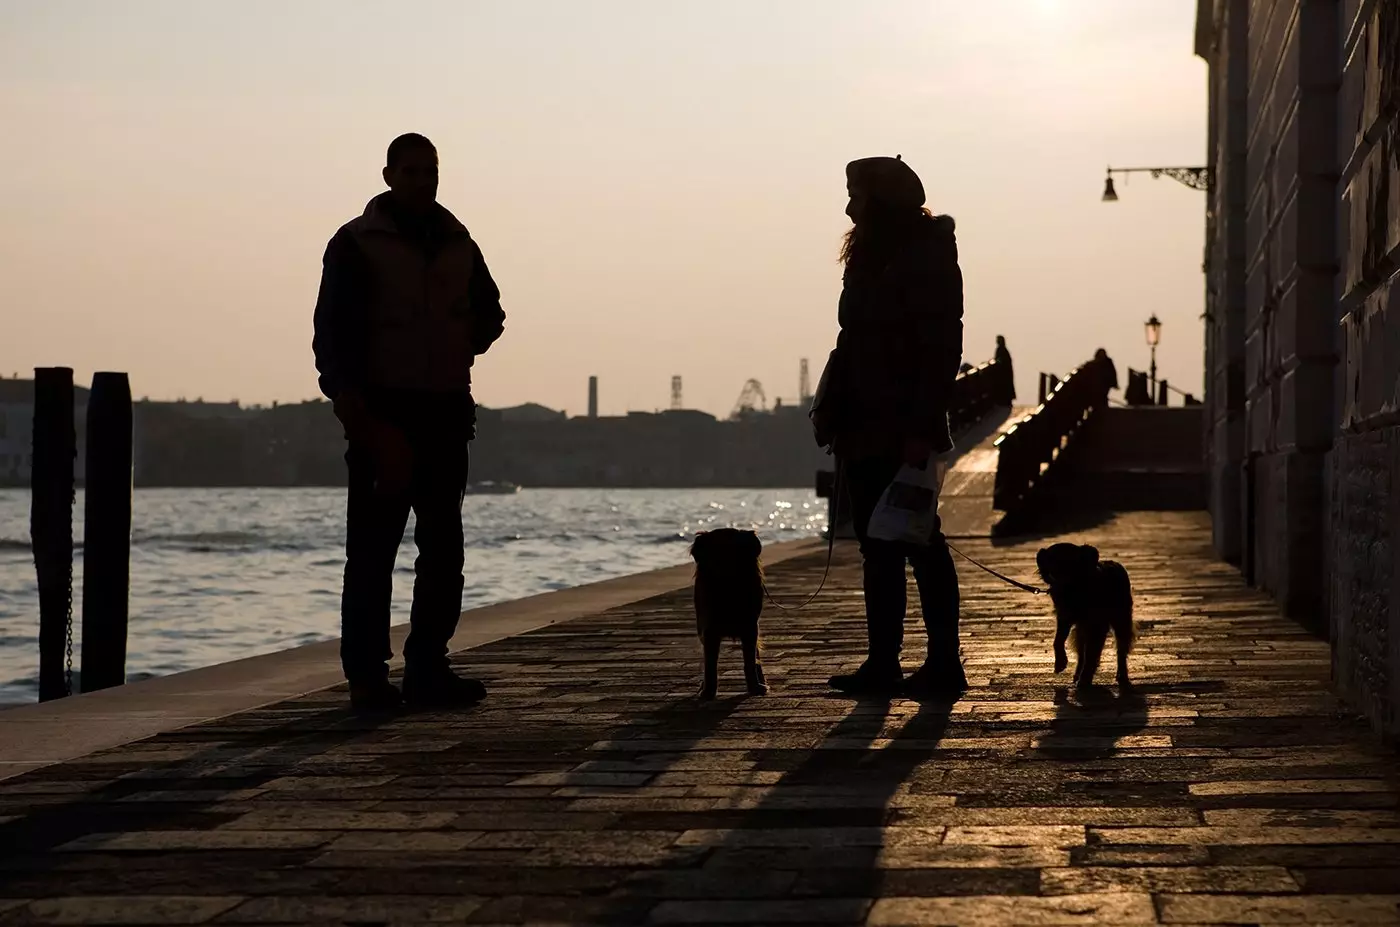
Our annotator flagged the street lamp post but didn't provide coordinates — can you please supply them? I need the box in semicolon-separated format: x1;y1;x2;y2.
1102;166;1212;200
1101;162;1199;405
1145;314;1162;402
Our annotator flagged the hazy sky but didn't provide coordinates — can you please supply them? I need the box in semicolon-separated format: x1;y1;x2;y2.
2;0;1207;417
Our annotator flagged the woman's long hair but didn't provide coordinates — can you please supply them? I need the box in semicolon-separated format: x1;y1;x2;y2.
840;203;935;271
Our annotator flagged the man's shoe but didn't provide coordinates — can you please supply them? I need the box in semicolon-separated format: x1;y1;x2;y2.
902;658;969;699
829;659;904;696
402;669;488;709
349;679;403;713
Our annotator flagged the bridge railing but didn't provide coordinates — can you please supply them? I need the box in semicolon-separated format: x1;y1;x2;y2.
948;357;1012;434
1122;368;1200;407
992;354;1113;512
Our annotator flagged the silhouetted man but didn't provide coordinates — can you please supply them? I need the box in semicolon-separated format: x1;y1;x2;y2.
313;133;505;712
994;335;1015;404
1094;347;1119;392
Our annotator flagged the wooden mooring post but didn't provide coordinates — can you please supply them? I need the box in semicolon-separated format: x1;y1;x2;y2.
80;372;133;692
31;367;76;702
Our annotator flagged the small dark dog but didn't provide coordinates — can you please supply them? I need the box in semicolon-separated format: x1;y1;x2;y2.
690;528;768;700
1036;542;1135;691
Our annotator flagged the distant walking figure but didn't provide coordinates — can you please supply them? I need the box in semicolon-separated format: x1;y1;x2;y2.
994;334;1016;404
1094;347;1119;392
810;155;967;697
313;133;506;712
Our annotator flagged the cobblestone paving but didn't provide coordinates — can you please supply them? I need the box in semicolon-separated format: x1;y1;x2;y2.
1;511;1398;925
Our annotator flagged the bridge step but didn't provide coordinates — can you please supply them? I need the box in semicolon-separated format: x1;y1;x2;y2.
1040;407;1207;512
1036;470;1208;511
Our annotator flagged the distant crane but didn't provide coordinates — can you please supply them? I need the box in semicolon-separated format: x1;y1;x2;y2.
671;376;683;411
799;358;812;403
730;379;767;419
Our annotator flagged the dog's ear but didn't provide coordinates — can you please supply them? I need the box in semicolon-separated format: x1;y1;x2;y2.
1079;545;1100;569
689;531;709;560
745;531;763;560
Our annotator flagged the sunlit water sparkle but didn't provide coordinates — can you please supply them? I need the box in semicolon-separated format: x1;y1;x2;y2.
0;487;825;704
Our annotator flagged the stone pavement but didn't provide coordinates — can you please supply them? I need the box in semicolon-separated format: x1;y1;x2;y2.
1;511;1398;925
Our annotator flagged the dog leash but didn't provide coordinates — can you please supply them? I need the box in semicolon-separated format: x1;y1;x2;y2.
766;531;1044;608
761;462;1047;608
762;525;836;612
946;543;1045;596
762;461;842;612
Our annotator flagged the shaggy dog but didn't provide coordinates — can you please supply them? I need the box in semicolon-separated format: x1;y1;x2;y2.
1036;542;1135;691
690;528;768;700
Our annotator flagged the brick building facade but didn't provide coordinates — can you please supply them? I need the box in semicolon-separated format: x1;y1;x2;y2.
1197;0;1400;739
1333;0;1400;741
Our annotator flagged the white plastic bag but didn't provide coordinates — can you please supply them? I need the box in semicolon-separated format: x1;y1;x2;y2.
865;454;949;546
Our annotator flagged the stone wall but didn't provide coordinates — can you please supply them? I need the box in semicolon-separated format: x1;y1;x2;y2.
1201;0;1252;565
1241;0;1339;630
1332;0;1400;739
1198;0;1400;740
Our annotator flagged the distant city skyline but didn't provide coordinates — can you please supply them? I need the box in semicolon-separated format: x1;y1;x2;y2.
1;0;1207;417
0;369;807;418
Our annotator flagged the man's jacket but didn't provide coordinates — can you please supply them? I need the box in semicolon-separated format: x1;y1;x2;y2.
313;192;505;400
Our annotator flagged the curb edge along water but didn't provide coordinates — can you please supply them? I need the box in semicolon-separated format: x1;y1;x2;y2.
0;536;827;780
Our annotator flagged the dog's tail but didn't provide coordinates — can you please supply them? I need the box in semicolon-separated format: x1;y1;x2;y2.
1101;560;1135;651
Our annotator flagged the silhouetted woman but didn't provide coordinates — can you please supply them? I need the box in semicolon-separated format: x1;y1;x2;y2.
811;155;967;697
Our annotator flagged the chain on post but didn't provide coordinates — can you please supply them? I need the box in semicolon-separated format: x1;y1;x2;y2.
65;578;74;696
65;484;74;697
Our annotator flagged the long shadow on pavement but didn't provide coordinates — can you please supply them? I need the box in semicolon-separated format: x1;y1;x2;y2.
0;692;404;885
579;694;961;925
0;663;751;909
1034;684;1151;763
